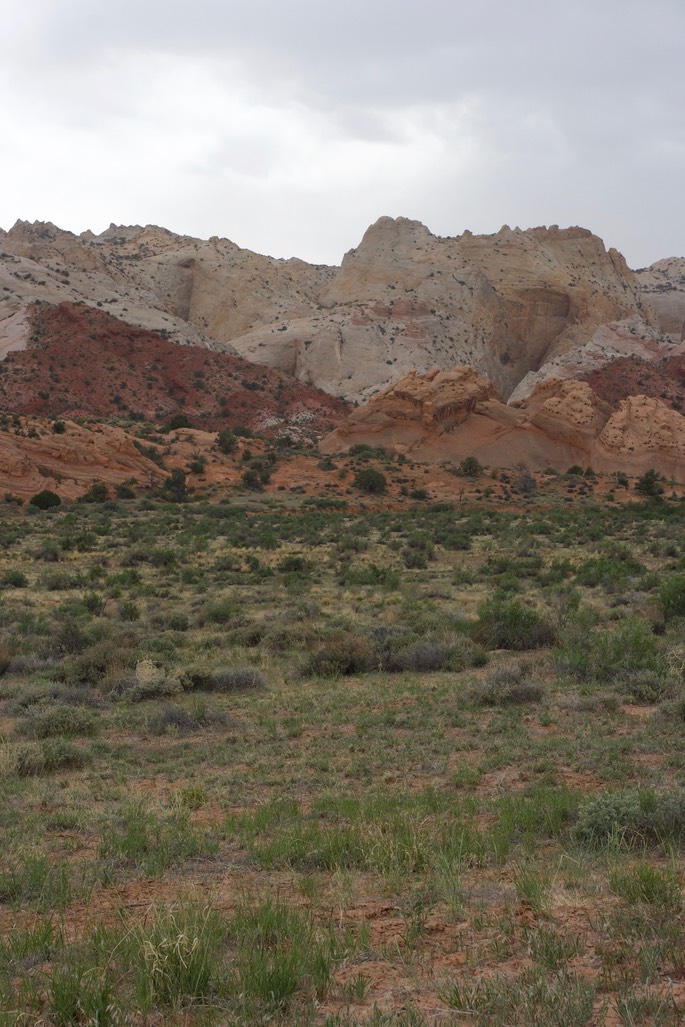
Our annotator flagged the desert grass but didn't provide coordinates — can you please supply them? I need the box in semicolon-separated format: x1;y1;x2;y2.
0;492;684;1022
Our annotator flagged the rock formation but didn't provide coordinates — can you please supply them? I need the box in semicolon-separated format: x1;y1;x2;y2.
2;217;681;406
322;366;685;482
0;419;165;500
635;258;685;339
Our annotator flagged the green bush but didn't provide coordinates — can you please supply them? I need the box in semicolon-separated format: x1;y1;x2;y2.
635;468;664;498
1;569;28;588
473;660;545;705
16;738;89;777
474;598;555;651
460;456;482;477
660;575;685;621
217;428;238;454
575;789;685;849
556;614;665;683
212;668;267;692
303;631;374;677
353;467;387;494
162;413;192;433
29;490;61;510
18;704;100;739
80;480;108;503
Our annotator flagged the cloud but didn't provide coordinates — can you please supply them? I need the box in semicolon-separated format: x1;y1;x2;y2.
1;0;683;266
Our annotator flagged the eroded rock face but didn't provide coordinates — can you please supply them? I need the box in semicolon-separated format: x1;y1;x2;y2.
596;396;685;478
0;420;164;500
635;258;685;339
322;366;685;482
1;216;678;406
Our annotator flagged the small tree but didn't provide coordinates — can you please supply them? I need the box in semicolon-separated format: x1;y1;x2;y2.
635;469;664;499
216;429;238;455
29;490;61;510
460;456;482;478
353;467;387;494
80;481;108;503
161;468;187;502
162;413;192;433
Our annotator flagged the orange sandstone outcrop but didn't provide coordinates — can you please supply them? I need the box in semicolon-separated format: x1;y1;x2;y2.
0;421;165;500
322;366;685;482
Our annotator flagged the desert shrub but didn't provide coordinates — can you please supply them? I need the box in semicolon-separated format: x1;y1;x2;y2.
16;738;89;777
353;467;386;494
114;660;182;702
382;638;482;674
60;637;135;686
162;413;192;433
29;490;61;510
17;703;100;739
556;615;665;683
1;569;28;588
35;544;61;562
635;468;664;498
339;563;400;589
115;479;137;499
472;660;545;706
278;555;310;574
201;597;244;626
660;574;685;621
179;666;266;692
118;600;140;622
620;669;678;704
303;631;375;677
473;598;555;651
217;428;238;454
80;481;108;503
179;666;216;692
221;624;266;648
575;789;685;849
42;571;83;591
460;456;482;477
147;704;203;734
262;624;318;655
349;443;390;459
168;612;190;632
54;618;89;655
212;668;267;692
557;692;621;714
575;555;645;589
0;643;11;676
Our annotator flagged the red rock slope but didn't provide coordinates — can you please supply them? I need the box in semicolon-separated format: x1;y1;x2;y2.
0;302;348;442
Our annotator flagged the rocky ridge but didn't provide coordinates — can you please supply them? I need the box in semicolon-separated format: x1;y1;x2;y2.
2;217;683;406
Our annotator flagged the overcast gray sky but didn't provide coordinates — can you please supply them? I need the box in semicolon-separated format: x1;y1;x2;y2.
1;0;683;267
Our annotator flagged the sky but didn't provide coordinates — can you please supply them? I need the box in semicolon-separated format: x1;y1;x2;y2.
1;0;683;269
